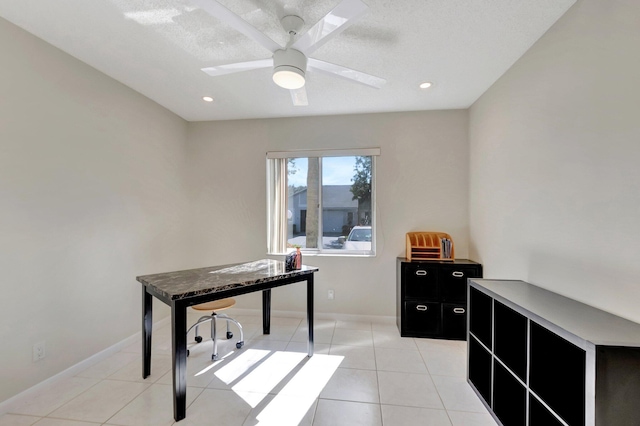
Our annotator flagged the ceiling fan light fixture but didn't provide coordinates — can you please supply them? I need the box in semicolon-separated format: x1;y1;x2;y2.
273;67;306;89
272;49;307;90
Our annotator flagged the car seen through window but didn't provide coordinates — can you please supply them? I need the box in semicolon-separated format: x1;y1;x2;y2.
343;226;372;251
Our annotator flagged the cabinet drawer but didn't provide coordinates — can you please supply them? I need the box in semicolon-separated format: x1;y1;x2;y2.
442;303;467;340
403;301;440;335
440;265;480;302
403;263;439;299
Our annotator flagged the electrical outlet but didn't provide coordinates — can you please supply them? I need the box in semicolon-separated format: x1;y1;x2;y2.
328;289;334;300
33;341;45;362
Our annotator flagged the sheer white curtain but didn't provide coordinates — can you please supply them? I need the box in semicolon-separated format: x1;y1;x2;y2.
266;158;288;254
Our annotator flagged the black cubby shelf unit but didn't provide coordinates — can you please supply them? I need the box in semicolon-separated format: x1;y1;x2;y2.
467;279;640;426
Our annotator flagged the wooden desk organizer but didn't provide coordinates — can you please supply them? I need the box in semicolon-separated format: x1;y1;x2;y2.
406;232;454;261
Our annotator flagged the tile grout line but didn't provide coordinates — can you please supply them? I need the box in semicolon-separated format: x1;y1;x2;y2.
35;375;107;420
417;343;451;418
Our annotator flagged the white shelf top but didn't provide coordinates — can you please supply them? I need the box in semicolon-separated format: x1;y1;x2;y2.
469;279;640;347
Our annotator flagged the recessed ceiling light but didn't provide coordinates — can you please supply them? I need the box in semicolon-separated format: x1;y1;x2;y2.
202;96;214;102
419;82;433;89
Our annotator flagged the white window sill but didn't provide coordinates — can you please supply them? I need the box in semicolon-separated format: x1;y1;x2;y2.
267;252;376;258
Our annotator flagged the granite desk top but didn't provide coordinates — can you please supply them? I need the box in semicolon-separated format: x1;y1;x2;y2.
137;259;318;302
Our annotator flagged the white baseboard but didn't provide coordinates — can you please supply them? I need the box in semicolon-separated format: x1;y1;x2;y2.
226;308;396;325
0;316;170;415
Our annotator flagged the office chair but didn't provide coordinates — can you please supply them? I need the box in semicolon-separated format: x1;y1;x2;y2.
186;298;244;360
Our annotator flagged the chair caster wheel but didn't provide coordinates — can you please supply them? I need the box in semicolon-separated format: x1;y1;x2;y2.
195;336;202;343
227;331;233;339
236;341;244;349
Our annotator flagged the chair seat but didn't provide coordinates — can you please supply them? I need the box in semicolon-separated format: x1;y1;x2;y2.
191;298;236;312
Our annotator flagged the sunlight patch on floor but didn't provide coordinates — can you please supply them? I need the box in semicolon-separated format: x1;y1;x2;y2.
214;349;270;384
194;351;233;377
232;351;307;407
253;354;344;425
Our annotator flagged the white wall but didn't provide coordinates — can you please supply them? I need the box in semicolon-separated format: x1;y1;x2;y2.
187;110;471;316
469;0;640;323
0;18;190;402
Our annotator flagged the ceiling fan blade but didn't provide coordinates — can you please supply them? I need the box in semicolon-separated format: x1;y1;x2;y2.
290;87;309;106
191;0;281;53
308;58;385;89
291;0;369;55
201;59;272;77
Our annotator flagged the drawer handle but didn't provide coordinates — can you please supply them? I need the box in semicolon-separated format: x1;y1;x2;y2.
415;270;427;276
452;271;464;278
416;305;428;311
453;308;465;314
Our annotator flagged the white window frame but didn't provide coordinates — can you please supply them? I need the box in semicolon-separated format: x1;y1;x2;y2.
267;148;380;256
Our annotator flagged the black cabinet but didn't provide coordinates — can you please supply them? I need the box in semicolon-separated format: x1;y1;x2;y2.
468;279;640;426
396;258;482;340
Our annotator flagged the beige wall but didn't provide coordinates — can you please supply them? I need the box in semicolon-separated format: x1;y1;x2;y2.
0;18;190;402
12;0;633;406
469;0;640;322
1;14;471;404
186;111;471;315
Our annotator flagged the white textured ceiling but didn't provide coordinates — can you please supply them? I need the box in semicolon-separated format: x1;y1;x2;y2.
0;0;575;121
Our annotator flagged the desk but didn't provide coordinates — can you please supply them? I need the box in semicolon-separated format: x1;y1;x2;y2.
136;259;318;422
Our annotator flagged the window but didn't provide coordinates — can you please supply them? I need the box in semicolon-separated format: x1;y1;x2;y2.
267;148;379;255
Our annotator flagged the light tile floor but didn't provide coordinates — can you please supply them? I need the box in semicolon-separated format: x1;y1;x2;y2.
1;311;498;426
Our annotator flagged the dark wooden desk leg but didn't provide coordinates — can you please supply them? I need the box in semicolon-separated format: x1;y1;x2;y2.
262;289;271;334
307;275;314;357
142;286;152;379
171;301;187;422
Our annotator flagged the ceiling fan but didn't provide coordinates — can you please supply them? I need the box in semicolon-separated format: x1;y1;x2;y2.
191;0;386;106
